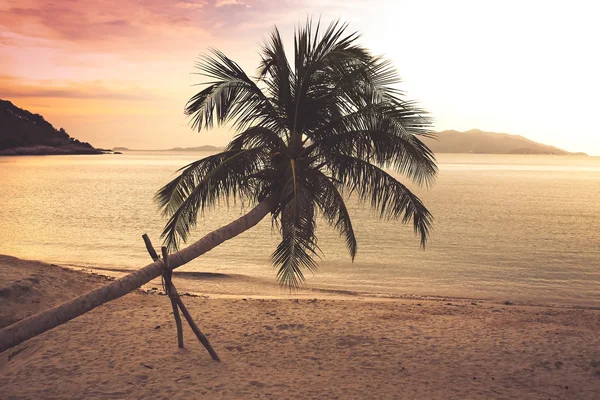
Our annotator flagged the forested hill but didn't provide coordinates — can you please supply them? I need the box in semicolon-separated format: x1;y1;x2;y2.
0;100;102;155
423;129;586;156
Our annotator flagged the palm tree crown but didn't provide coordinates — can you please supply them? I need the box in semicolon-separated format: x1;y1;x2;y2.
156;20;437;288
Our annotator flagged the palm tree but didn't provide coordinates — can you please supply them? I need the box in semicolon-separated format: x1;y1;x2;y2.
157;20;436;288
0;20;436;353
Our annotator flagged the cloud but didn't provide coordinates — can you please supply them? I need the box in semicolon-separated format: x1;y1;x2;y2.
0;0;332;49
0;75;152;101
176;1;206;10
214;0;243;7
0;0;202;46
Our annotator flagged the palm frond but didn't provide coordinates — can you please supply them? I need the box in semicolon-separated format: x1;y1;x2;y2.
271;169;319;289
157;148;268;251
313;171;357;259
186;49;283;133
326;154;433;247
155;150;242;217
258;27;294;133
290;19;371;138
226;126;286;152
307;103;437;187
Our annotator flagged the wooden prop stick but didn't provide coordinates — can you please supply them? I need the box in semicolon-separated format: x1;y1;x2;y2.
174;295;220;361
162;247;184;349
141;234;220;361
142;234;182;347
142;234;160;261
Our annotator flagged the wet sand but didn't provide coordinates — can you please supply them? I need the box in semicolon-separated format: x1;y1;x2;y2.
1;255;599;399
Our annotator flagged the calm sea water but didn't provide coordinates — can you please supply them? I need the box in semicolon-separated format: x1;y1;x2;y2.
1;152;599;307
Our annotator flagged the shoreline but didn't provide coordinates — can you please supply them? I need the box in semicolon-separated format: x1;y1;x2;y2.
63;261;600;311
3;253;597;310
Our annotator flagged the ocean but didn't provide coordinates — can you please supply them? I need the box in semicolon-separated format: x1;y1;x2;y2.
1;152;599;307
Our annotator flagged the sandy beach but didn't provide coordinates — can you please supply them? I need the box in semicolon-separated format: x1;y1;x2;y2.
1;254;599;399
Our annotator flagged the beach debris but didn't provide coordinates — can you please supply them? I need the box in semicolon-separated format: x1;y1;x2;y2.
140;363;153;369
555;361;564;369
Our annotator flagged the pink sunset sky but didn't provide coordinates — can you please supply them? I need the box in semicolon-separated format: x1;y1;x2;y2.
1;0;598;154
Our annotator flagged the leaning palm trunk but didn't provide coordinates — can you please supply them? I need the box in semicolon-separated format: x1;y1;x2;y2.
0;199;273;354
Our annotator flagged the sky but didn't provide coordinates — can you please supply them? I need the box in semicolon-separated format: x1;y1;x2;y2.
1;0;598;154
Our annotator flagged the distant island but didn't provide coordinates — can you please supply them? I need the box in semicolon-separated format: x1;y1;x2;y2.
116;130;585;156
423;129;587;156
112;145;225;152
0;100;107;156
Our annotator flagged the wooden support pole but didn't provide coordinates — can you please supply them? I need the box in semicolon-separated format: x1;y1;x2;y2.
141;234;220;361
142;234;160;261
162;247;184;349
174;296;220;362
